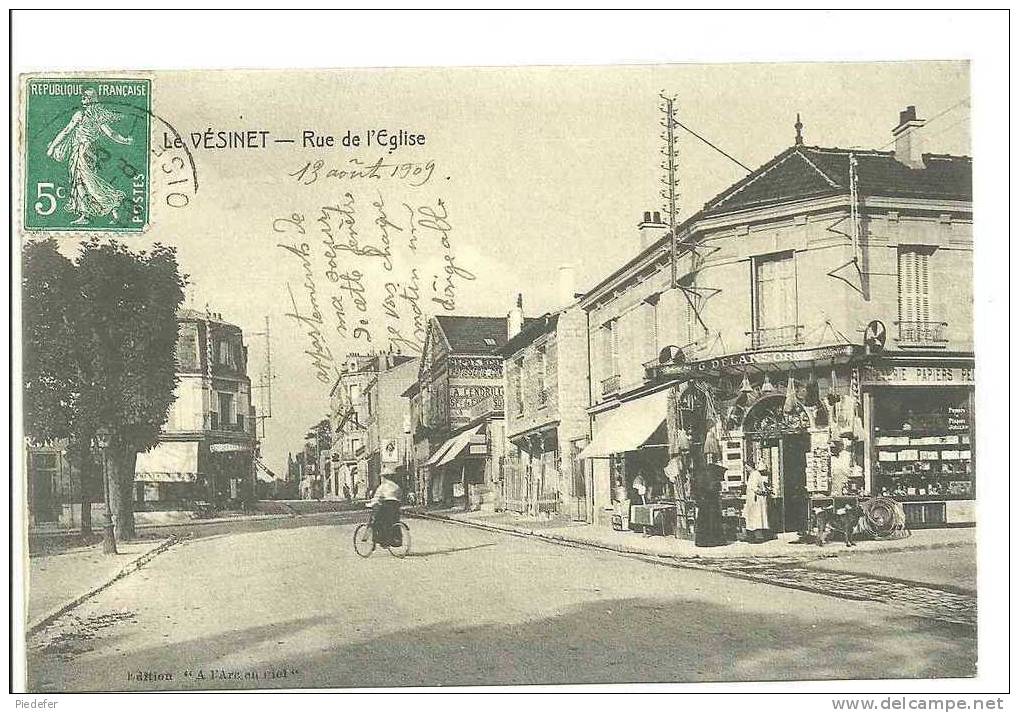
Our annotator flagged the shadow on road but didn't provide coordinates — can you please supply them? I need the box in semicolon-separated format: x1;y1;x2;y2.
28;590;977;691
404;542;499;559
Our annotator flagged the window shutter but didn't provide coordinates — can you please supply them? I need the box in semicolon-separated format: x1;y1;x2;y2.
898;248;930;323
918;251;929;322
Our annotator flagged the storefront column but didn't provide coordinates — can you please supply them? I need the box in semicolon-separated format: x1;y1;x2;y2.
863;390;875;495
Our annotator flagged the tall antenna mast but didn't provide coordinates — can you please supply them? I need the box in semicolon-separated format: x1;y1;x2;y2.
848;152;862;266
250;315;275;440
659;92;680;288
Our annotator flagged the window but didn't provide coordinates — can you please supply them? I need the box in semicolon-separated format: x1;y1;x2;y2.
752;252;799;348
645;295;660;355
216;340;237;368
602;320;619;377
176;324;199;371
513;358;524;415
897;246;943;344
218;392;235;426
536;346;548;407
898;246;932;324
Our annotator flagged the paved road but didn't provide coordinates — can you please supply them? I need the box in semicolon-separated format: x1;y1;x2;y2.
27;516;976;691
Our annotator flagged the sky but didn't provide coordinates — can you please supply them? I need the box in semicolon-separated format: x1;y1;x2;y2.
26;62;970;477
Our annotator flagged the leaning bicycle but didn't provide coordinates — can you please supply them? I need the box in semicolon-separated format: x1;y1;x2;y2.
353;510;411;558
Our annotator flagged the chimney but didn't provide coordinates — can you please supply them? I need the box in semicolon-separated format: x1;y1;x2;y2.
507;293;523;340
556;265;576;308
638;210;668;250
892;105;926;169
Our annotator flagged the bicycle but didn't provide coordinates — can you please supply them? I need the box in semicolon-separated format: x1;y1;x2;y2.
353;508;411;558
811;495;910;547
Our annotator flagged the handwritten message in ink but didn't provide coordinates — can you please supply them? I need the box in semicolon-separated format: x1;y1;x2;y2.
274;169;475;382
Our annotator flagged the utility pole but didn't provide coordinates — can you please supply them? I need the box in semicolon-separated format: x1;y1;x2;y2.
660;92;680;288
250;315;275;440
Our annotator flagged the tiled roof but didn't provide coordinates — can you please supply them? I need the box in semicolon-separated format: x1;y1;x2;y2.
434;315;529;355
702;146;971;216
500;313;559;356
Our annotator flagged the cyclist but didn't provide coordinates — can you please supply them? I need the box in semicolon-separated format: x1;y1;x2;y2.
369;471;403;547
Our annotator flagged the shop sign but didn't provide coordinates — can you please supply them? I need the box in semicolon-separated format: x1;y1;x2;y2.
656;344;857;379
381;438;399;464
860;364;974;386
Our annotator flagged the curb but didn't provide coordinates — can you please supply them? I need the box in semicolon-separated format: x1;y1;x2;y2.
29;513;297;538
411;512;976;626
411;510;973;563
26;535;183;636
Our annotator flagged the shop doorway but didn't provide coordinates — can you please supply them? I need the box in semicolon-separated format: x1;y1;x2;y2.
743;394;812;533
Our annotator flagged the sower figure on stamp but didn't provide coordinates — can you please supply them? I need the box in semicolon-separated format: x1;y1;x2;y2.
46;87;134;225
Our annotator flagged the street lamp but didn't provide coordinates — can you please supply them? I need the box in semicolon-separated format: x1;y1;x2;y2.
95;427;118;555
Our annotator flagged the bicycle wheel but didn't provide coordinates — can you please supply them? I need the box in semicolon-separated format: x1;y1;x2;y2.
387;522;411;558
862;497;900;539
353;522;376;558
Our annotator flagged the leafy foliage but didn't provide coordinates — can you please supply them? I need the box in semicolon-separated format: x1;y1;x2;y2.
22;238;186;536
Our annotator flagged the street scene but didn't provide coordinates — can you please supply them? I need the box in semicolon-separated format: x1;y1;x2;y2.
28;515;975;690
17;56;982;692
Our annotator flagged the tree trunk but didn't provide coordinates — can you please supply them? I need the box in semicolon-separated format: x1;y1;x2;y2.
107;445;138;541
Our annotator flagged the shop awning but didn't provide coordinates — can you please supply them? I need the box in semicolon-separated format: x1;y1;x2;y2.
254;458;277;484
578;390;670;459
135;442;199;483
425;425;484;468
436;425;484;467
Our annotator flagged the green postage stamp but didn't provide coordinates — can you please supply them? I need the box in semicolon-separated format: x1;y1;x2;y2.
23;78;151;232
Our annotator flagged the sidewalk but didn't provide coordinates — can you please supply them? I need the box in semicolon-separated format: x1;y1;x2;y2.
26;537;179;634
414;507;975;569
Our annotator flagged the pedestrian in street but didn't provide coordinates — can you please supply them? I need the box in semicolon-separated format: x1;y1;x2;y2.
743;460;772;544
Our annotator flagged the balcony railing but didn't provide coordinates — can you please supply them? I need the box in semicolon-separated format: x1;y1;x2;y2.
896;320;949;346
205;413;249;432
601;374;620;396
746;325;804;351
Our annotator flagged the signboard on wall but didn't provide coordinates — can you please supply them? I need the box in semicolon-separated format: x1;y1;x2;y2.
381;438;400;464
449;384;503;427
656;344;858;379
860;364;975;386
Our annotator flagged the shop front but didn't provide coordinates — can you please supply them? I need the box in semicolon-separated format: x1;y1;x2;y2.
424;424;486;507
134;441;202;506
581;388;673;530
861;356;975;527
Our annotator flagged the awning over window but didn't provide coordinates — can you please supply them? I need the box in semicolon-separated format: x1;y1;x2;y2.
578;389;670;459
254;458;277;484
426;425;484;468
135;442;199;483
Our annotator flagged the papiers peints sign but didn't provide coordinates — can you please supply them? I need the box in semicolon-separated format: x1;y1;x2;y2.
859;363;975;387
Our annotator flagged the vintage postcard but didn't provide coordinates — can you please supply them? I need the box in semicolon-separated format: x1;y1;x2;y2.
14;59;985;693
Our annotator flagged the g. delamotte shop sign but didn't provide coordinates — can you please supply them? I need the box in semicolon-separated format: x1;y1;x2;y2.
655;344;857;379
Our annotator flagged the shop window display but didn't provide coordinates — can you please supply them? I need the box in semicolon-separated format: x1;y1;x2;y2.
872;388;973;499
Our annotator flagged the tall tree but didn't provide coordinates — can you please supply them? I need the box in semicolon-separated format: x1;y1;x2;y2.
76;239;186;540
22;238;186;541
22;240;97;533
